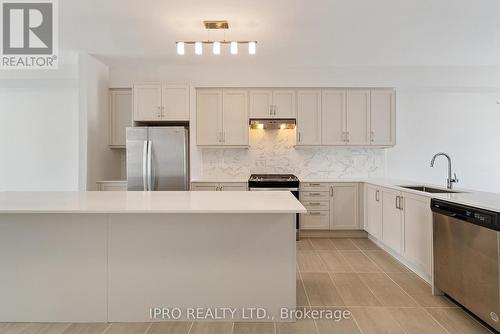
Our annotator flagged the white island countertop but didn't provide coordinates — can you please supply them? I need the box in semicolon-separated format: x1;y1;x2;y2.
0;191;306;214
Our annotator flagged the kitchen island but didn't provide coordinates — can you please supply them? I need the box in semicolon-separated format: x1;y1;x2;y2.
0;191;305;323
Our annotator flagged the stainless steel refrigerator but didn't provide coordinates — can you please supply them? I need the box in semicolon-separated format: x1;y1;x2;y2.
126;127;189;191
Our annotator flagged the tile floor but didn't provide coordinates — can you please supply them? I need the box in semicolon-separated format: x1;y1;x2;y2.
0;238;493;334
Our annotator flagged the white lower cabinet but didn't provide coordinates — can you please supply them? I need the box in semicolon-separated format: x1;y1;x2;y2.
381;188;403;254
330;183;359;229
299;182;360;230
300;188;329;230
403;192;432;276
365;184;382;239
96;181;128;191
191;182;248;191
364;184;433;279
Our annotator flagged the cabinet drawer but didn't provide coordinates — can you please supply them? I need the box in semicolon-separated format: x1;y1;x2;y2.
301;201;330;211
300;191;329;201
300;183;330;192
300;211;329;230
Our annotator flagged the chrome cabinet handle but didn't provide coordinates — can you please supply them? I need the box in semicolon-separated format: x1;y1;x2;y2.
308;202;321;206
399;196;404;210
269;105;273;116
298;132;301;142
375;190;380;202
309;212;321;215
370;131;375;142
330;186;334;197
157;106;162;118
395;196;399;209
309;193;321;196
347;132;350;142
142;141;148;191
309;183;320;186
147;140;152;191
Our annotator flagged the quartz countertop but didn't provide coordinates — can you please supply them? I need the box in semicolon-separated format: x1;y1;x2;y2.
0;191;306;214
193;177;500;212
301;178;500;212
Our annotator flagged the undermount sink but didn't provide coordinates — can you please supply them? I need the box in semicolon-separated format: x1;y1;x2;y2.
399;185;461;194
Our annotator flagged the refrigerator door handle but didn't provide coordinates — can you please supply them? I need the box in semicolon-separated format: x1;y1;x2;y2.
142;141;148;191
147;140;152;191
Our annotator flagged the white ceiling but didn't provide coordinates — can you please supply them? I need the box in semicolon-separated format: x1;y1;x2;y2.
61;0;500;67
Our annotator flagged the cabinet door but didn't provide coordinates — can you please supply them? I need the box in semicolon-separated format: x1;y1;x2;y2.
300;211;330;230
133;83;162;121
346;89;370;145
330;183;359;230
273;89;296;118
249;90;273;118
222;89;248;146
163;83;189;121
196;89;223;146
403;193;432;276
322;89;347;145
382;188;403;254
371;89;395;146
97;182;128;191
219;183;248;191
191;183;218;191
297;90;322;146
109;89;132;147
365;185;382;239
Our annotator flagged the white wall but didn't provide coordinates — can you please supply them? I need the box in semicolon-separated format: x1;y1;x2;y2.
0;67;79;191
79;54;122;190
387;90;500;192
109;65;500;192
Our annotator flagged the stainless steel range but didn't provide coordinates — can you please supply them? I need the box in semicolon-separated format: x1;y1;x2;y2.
248;174;300;240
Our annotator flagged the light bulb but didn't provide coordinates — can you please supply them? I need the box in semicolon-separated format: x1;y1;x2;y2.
195;42;202;55
230;41;238;55
213;41;221;55
248;41;256;55
176;42;185;55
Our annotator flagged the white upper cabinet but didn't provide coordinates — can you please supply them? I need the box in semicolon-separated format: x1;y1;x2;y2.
273;90;296;118
249;90;273;118
297;90;322;146
133;83;162;121
109;89;132;148
162;83;189;121
197;89;223;146
197;89;248;146
249;89;296;118
222;89;249;146
370;89;395;146
133;82;189;122
322;89;347;145
347;89;371;145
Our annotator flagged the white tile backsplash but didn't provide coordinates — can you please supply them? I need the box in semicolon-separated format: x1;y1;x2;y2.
201;129;386;180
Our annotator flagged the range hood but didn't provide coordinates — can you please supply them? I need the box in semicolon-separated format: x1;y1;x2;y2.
249;119;296;130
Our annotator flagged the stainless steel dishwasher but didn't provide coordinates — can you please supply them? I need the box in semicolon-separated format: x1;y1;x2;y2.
432;199;500;331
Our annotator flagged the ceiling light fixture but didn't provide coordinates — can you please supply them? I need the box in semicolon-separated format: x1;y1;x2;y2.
176;21;257;56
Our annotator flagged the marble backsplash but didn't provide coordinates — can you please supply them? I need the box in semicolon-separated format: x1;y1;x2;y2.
201;129;386;180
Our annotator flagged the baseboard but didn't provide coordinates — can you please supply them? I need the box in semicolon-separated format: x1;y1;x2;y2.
368;235;432;284
300;230;368;239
